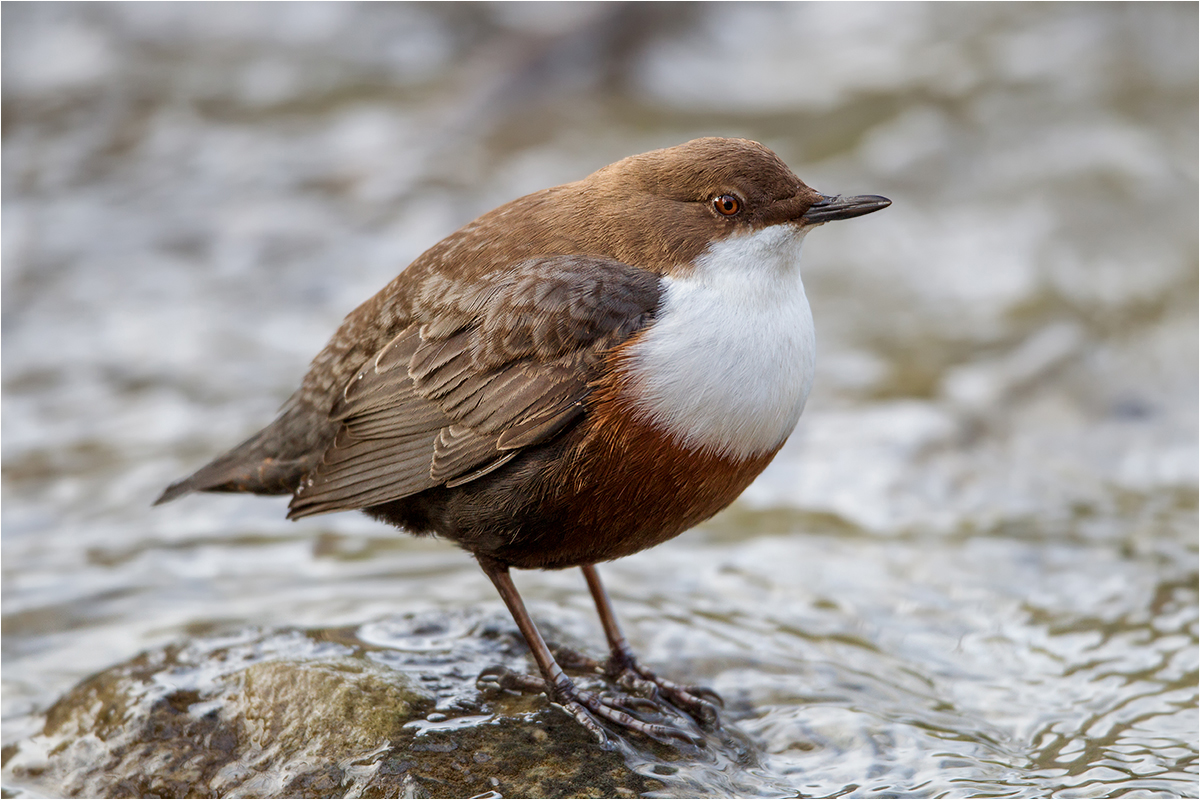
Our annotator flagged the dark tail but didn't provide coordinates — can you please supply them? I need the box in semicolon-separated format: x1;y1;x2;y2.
155;401;335;505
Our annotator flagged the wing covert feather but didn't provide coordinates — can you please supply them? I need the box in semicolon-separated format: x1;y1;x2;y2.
288;256;661;519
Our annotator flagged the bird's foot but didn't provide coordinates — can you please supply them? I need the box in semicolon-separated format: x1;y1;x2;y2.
550;677;705;748
552;643;723;728
605;651;723;729
477;665;703;748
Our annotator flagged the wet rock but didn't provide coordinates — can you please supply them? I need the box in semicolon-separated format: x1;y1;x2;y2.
3;614;679;798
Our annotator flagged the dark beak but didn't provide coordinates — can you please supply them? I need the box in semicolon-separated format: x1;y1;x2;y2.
802;193;891;224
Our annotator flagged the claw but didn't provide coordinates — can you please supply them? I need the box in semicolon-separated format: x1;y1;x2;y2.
553;684;705;748
478;666;704;747
680;683;725;708
597;691;660;713
552;643;723;726
606;658;723;729
476;665;546;695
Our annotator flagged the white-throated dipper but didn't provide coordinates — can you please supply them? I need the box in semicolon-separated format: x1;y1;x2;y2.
158;137;890;744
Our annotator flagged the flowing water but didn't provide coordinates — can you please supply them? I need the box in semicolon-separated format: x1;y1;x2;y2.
3;4;1196;797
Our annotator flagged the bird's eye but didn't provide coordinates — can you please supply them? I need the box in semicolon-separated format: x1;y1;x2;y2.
713;194;741;216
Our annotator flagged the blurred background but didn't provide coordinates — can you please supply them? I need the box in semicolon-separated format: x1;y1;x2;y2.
3;3;1196;796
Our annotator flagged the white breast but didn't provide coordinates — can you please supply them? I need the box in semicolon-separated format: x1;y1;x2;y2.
622;224;817;460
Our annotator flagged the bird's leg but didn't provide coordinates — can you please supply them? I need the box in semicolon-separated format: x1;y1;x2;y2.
581;563;723;728
477;556;701;746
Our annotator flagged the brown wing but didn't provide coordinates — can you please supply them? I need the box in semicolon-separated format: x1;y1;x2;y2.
286;255;661;519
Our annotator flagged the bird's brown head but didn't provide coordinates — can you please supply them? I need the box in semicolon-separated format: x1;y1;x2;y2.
564;137;890;274
405;138;889;289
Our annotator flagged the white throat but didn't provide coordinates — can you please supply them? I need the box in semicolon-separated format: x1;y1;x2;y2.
622;224;816;460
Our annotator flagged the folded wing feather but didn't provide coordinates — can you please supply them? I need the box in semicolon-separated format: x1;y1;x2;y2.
287;256;660;519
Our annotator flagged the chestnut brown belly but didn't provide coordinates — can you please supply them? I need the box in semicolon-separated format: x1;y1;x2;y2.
365;407;783;570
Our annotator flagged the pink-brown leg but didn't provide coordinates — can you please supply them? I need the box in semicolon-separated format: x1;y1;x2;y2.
581;563;722;727
478;556;702;746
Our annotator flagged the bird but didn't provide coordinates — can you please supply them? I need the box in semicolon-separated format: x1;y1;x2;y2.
156;137;890;745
